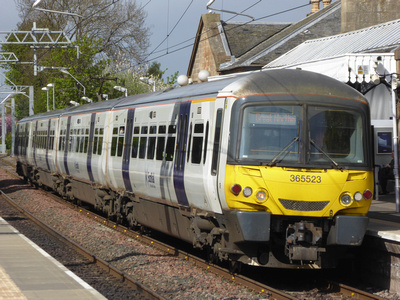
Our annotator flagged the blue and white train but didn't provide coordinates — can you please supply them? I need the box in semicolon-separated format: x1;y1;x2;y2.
15;69;374;269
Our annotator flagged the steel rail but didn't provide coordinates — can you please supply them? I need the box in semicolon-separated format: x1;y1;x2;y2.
0;189;165;300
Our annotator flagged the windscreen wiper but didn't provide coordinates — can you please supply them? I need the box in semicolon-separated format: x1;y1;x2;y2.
309;139;342;170
268;137;299;166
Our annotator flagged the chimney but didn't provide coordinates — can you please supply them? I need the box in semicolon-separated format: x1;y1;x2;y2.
310;0;320;14
322;0;332;8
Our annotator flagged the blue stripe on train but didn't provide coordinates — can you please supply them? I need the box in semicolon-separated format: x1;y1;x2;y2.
87;113;96;183
45;120;51;170
64;116;72;176
173;102;190;207
122;109;135;192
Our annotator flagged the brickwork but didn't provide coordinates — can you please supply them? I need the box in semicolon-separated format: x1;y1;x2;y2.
189;14;230;82
342;0;400;33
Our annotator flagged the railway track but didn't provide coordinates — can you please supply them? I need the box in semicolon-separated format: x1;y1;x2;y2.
0;156;386;299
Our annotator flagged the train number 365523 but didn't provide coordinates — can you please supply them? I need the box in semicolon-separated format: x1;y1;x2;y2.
290;174;322;183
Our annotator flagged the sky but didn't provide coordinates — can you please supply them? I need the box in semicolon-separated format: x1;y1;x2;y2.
0;0;327;80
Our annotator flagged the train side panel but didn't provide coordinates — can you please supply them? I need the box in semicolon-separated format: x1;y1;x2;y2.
184;98;224;213
105;109;128;190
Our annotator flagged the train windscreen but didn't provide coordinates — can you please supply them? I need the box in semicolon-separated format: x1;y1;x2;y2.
238;105;365;167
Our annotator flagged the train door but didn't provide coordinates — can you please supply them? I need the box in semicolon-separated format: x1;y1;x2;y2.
183;100;212;211
215;97;233;211
159;107;179;204
173;102;191;207
211;98;227;212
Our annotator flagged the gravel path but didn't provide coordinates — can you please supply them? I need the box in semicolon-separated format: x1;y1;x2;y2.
0;157;266;300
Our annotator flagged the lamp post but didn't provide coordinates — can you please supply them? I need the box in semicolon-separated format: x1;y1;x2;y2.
41;87;49;112
114;86;128;97
81;97;92;103
139;77;156;92
69;101;79;106
60;68;86;96
47;83;55;110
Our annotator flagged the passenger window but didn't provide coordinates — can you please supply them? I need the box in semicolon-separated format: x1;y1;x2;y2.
139;137;147;158
168;125;176;134
147;137;156;159
117;136;124;157
203;121;209;164
156;136;165;160
192;137;203;164
187;123;192;162
84;136;89;153
98;137;103;155
75;137;80;152
190;123;204;164
131;136;139;158
93;137;98;154
111;136;118;156
212;109;223;175
165;137;175;161
79;136;84;153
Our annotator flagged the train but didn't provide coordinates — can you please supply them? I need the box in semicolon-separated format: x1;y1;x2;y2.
14;69;374;269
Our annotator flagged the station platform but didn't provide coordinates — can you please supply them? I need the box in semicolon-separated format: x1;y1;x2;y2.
367;193;400;242
0;217;105;299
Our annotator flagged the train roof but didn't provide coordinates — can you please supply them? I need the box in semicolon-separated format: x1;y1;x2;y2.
18;69;367;123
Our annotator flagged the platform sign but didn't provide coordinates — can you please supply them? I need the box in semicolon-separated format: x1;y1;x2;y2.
377;131;392;154
357;65;369;75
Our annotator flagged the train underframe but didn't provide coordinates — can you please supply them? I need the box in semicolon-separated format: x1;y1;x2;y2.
17;162;369;270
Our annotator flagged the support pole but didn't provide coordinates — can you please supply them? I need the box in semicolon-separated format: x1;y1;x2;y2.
11;98;15;157
1;104;5;154
392;77;399;212
29;86;34;116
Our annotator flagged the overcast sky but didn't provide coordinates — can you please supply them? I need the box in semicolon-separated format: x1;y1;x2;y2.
1;0;332;79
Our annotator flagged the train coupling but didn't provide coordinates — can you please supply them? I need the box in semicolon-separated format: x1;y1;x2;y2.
285;221;325;262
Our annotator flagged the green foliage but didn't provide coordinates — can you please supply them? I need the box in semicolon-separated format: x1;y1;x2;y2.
6;132;12;150
147;62;164;79
166;71;180;86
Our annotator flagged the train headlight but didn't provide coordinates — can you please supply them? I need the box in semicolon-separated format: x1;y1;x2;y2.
231;184;242;195
363;190;373;200
256;189;268;203
243;187;253;197
354;192;363;202
340;193;353;206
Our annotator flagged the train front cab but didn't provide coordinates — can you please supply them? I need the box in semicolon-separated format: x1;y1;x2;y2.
218;93;374;268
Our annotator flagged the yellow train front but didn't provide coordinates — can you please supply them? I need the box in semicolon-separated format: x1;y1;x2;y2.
217;70;374;268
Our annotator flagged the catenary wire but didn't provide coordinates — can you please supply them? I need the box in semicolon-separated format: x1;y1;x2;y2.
138;2;311;67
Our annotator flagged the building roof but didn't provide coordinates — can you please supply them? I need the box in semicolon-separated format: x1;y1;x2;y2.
222;22;291;58
266;18;400;69
219;1;342;72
